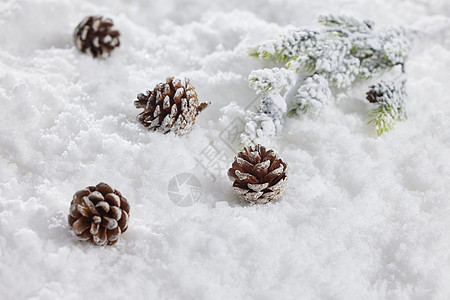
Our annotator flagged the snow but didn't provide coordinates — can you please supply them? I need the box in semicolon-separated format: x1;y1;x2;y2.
0;0;450;299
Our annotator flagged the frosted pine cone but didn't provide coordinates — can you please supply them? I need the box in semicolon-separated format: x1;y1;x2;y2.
366;86;383;103
68;183;130;246
366;80;405;105
228;145;288;204
73;16;120;58
134;77;209;135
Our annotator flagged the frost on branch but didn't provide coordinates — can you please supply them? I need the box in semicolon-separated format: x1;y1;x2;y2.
245;69;292;146
241;93;286;146
287;33;350;75
326;55;360;88
245;14;413;140
260;92;286;131
251;14;411;86
251;29;319;63
318;15;374;33
249;68;297;95
355;28;412;78
289;74;331;116
380;29;411;65
241;111;276;147
367;80;407;136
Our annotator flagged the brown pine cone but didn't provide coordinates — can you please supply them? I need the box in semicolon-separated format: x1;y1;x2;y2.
134;77;209;135
68;183;130;246
366;84;384;103
366;90;381;103
73;16;120;58
228;145;288;204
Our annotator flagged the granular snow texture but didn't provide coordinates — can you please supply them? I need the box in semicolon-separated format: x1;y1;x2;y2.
1;0;450;299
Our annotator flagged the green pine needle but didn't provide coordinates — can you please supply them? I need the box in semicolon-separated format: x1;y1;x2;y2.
288;104;310;117
318;15;372;33
368;103;396;136
249;49;260;57
250;48;295;63
249;78;273;94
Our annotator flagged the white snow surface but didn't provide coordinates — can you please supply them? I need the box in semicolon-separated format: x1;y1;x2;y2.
1;0;450;299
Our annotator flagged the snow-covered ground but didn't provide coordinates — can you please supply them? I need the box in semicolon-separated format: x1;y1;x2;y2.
1;0;450;299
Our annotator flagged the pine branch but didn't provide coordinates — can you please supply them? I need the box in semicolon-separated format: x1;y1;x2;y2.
241;111;277;147
290;74;331;116
248;68;297;95
368;103;396;136
318;14;374;33
253;29;319;63
366;79;407;136
242;92;287;146
245;14;413;143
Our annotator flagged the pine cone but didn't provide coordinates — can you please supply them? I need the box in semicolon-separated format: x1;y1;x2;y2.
68;183;130;246
366;85;383;103
73;16;120;58
228;145;288;204
134;77;209;135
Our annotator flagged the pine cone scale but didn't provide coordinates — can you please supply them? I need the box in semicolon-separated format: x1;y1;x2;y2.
73;217;91;235
118;211;129;231
78;229;91;241
75;188;91;199
254;160;270;178
78;204;91;218
96;182;114;195
102;217;118;230
93;227;107;245
84;197;99;215
105;193;120;207
95;201;109;213
89;191;104;202
248;183;269;192
108;227;121;243
246;192;264;201
233;186;249;195
90;222;99;235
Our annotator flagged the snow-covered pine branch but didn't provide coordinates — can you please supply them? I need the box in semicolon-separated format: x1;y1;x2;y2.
241;93;286;146
250;29;319;63
244;14;413;142
249;68;297;95
260;92;287;131
289;74;331;116
241;110;276;147
355;28;412;78
367;79;407;136
245;69;294;146
318;14;374;33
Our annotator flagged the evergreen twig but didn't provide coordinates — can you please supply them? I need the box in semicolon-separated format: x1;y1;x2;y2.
244;14;413;145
